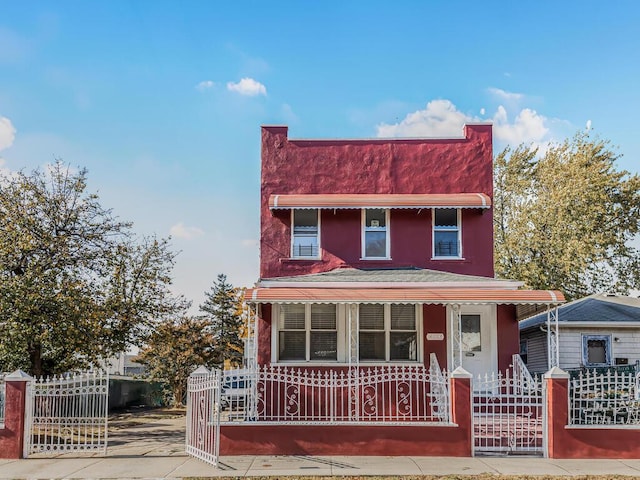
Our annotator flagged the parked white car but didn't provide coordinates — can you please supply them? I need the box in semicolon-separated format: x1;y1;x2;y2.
220;369;252;410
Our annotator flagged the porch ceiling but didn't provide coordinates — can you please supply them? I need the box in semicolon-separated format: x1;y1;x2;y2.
268;193;491;209
245;287;564;305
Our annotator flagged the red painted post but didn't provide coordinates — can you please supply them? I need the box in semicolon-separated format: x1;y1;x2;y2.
450;366;473;457
544;366;570;459
0;370;32;459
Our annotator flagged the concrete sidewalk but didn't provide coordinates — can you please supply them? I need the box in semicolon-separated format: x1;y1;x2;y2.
3;415;640;478
2;454;640;479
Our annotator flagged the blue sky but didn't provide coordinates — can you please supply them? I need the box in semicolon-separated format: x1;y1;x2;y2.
1;1;639;308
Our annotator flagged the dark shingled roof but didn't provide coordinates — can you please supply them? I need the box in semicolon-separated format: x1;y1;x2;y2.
519;294;640;330
260;267;515;284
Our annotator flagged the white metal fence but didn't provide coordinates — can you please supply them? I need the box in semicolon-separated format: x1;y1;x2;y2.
185;368;221;466
473;356;544;455
570;370;640;425
24;371;109;456
221;361;449;424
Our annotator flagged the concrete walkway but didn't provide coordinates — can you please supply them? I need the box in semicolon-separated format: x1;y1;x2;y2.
2;415;640;478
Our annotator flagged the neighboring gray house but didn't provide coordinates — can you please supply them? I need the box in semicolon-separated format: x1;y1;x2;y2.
519;293;640;374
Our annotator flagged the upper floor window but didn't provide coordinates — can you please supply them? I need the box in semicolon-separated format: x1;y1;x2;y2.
433;208;461;258
362;208;389;259
292;209;319;258
358;304;418;362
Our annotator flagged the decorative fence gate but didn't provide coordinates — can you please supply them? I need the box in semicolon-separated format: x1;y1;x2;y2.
185;367;221;466
24;371;109;457
472;355;545;456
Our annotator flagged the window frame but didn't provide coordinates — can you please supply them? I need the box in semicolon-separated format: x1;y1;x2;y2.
291;208;321;259
273;304;344;363
272;303;422;365
432;208;462;259
357;303;422;363
582;334;612;367
361;208;391;260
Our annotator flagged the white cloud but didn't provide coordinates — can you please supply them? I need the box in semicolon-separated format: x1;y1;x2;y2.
170;222;204;240
375;98;553;147
488;87;523;102
227;77;267;96
376;99;475;138
0;115;16;151
480;108;486;116
492;106;549;145
586;119;592;131
196;80;215;91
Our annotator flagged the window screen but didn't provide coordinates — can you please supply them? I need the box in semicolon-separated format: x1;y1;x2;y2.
434;208;460;257
310;304;337;360
364;209;388;258
292;209;319;257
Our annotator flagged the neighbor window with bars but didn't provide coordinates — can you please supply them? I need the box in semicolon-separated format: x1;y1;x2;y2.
433;208;461;258
278;304;338;361
582;334;612;367
358;304;418;362
291;209;319;258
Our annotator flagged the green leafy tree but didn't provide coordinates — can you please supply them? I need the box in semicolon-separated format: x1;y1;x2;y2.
494;131;640;300
136;316;218;407
0;161;183;376
200;274;244;366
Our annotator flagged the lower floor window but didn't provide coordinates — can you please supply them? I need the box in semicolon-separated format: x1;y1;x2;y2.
275;303;421;363
278;304;337;361
582;334;611;367
359;304;418;362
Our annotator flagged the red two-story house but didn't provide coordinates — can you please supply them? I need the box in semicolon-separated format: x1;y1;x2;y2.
218;124;564;456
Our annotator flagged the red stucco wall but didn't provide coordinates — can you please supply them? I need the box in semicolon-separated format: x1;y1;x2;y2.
546;376;640;459
0;381;27;459
260;125;494;279
257;304;272;365
424;304;447;368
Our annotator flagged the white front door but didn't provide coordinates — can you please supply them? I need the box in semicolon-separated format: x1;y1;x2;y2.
448;305;497;382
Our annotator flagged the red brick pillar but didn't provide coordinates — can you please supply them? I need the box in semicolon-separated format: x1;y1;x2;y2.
450;366;473;456
0;370;33;459
544;366;570;459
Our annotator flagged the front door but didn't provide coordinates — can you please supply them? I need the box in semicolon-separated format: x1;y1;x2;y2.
448;305;497;381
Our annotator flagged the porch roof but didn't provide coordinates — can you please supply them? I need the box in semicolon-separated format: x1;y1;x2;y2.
245;286;564;305
268;193;491;210
258;267;521;288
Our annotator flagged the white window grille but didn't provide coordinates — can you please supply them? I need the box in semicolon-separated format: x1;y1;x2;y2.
291;209;319;258
433;208;461;258
362;208;389;258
